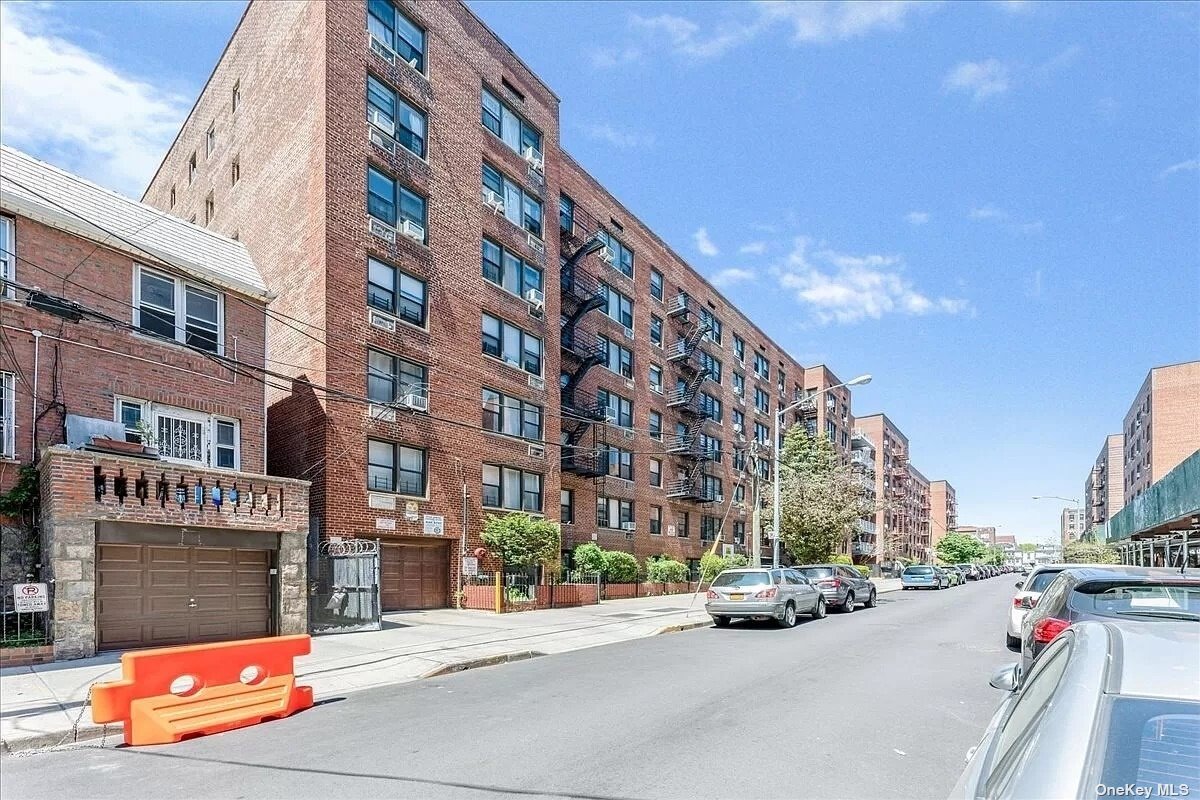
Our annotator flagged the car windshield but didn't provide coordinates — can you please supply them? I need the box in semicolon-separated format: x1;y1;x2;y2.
1095;697;1200;790
1071;582;1200;620
1025;570;1064;593
904;567;934;575
712;571;771;588
799;567;835;579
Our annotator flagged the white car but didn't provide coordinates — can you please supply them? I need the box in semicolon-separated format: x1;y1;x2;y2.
1006;564;1070;650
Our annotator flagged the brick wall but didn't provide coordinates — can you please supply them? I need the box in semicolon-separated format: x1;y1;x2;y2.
1149;362;1200;486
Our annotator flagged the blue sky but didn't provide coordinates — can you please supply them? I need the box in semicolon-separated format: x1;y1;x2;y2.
2;0;1196;543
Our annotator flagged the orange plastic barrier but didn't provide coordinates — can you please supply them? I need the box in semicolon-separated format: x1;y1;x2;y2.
91;634;314;746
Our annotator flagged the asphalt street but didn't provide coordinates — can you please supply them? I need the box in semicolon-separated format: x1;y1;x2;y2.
1;578;1018;800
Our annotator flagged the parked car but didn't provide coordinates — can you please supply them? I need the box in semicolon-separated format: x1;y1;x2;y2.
936;566;960;587
941;566;964;586
949;620;1200;800
956;563;982;580
1019;566;1200;674
901;565;948;590
795;563;877;613
705;568;826;628
1006;563;1071;649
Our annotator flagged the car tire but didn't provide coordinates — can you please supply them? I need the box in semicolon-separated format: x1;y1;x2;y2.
1006;633;1020;650
811;597;827;619
841;592;855;613
713;616;730;628
864;589;878;608
777;602;797;628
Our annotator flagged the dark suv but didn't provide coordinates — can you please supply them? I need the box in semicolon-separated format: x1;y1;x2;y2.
795;564;877;613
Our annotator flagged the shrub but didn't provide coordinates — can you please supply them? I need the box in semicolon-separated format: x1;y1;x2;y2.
481;513;561;569
727;553;749;568
603;550;640;583
832;554;853;565
572;542;606;575
699;552;727;581
646;556;689;583
854;564;870;577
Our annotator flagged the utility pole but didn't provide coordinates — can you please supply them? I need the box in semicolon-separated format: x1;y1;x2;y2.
749;441;763;567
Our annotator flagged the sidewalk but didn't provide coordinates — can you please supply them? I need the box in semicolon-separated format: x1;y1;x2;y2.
1;580;902;753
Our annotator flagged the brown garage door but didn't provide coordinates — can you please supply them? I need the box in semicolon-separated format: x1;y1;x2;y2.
380;540;449;611
96;543;271;651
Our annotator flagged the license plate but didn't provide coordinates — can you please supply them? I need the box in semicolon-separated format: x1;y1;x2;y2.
729;593;744;600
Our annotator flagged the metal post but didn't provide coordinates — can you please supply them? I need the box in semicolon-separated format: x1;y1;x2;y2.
772;407;782;569
493;571;502;613
750;446;762;567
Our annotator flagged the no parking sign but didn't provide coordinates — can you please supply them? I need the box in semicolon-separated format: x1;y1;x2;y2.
13;583;48;612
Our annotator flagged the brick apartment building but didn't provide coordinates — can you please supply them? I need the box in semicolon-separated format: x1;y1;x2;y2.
929;479;957;547
1059;506;1086;546
852;413;938;562
0;146;308;660
1084;433;1124;532
957;525;997;547
1120;361;1200;503
141;0;903;606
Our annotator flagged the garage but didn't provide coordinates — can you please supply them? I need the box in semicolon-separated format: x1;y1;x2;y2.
380;539;449;611
95;525;276;652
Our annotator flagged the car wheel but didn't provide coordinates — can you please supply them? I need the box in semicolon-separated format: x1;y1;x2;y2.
864;589;878;608
811;597;827;619
1006;633;1020;650
713;616;730;628
841;592;855;613
777;602;797;628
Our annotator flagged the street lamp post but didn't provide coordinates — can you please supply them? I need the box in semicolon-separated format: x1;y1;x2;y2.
771;374;873;568
1032;495;1080;505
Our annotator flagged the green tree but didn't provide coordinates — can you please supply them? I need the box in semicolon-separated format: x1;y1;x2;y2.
983;546;1006;566
645;556;689;582
769;427;875;564
935;532;988;564
1019;542;1037;554
602;550;640;582
481;513;561;569
1062;541;1119;564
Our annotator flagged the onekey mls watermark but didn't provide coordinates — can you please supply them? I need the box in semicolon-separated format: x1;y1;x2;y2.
1097;785;1191;798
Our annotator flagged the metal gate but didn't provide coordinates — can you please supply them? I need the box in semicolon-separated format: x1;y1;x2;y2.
308;539;381;634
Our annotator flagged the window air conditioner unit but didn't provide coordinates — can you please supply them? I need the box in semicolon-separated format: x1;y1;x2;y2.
527;375;545;390
733;423;743;434
482;188;505;214
524;288;545;311
368;127;395;154
621;522;636;531
714;494;724;503
369;218;396;243
369;311;397;332
400;219;425;243
369;403;396;422
622;326;634;340
527;443;546;458
523;146;545;173
527;232;545;254
624;379;635;390
369;35;396;64
622;428;634;440
368;109;395;136
405;56;420;71
598;246;615;265
399;393;429;412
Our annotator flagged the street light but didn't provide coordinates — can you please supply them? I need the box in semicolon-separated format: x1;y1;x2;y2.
1032;495;1080;505
772;373;872;568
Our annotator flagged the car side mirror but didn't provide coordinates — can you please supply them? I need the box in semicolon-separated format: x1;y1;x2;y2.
989;664;1020;692
1015;581;1024;589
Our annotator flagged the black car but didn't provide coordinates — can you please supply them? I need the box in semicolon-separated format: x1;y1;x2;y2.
1019;566;1200;674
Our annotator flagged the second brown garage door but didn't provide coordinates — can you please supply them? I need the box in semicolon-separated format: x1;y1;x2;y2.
381;540;449;611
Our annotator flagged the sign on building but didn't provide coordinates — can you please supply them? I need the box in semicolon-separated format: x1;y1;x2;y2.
461;556;479;577
13;583;49;612
423;514;444;535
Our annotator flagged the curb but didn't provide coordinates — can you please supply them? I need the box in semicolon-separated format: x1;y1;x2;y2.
418;650;543;679
654;620;711;635
2;723;120;756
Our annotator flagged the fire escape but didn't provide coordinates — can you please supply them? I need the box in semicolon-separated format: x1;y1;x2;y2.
889;450;911;556
664;294;716;502
559;210;610;479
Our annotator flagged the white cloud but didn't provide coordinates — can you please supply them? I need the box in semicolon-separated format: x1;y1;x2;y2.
739;241;768;255
0;3;190;197
1160;158;1200;179
970;205;1044;234
943;59;1011;101
693;227;720;257
969;205;1008;221
774;237;971;324
588;46;642;69
905;211;930;225
711;267;757;287
758;0;936;43
992;0;1035;13
630;13;758;60
580;123;654;150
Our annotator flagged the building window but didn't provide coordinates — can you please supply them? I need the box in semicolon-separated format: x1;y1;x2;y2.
605;447;634;480
733;520;745;545
561;489;574;524
482;162;543;237
0;216;13;298
649;269;663;301
755;387;770;414
168;186;176;209
481;87;542;159
701;515;720;542
699;308;722;345
558;194;577;235
733;449;747;472
368;166;427;241
677;512;690;538
188;152;197;183
482;313;543;375
367;257;427;326
206;124;216;157
232;80;240;112
699;392;722;422
649;364;663;393
482;238;542;298
134;265;223;354
600;336;634;379
119;398;239;470
703;475;723;501
698;350;722;383
204;192;215;225
826;420;837;441
732;408;745;433
597;230;634;278
367;75;427;158
231;157;240;185
0;372;14;458
649;410;662;441
755;422;770;445
699;433;722;462
732;372;745;398
597;389;633;428
599;283;634;329
481;388;542;440
649;315;663;347
734;484;745;504
368;349;428;407
733;335;745;362
368;0;425;72
649;458;662;488
754;352;769;380
483;464;543;512
596;497;634;529
367;439;426;495
778;369;786;397
650;505;662;536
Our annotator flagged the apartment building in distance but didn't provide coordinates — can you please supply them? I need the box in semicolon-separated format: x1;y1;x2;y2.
0;146;309;660
141;0;877;605
958;525;997;546
929;479;957;547
1060;506;1086;546
1084;433;1124;532
1121;361;1200;503
853;413;935;562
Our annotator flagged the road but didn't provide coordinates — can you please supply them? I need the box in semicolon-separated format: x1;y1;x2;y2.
1;578;1017;800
